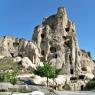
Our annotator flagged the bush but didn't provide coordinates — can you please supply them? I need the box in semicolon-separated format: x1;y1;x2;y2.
0;74;4;82
85;79;95;90
0;70;18;85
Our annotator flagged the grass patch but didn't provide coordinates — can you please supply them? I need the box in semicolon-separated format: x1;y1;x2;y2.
0;57;18;71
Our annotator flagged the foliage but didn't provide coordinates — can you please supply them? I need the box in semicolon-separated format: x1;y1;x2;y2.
0;70;18;95
85;78;95;90
0;57;32;74
33;61;61;86
0;57;18;71
0;70;17;85
34;61;61;78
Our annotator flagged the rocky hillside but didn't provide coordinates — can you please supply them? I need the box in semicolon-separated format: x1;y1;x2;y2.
0;7;95;91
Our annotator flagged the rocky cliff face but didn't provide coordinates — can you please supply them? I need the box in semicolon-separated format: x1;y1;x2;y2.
0;7;95;91
32;7;83;76
32;7;95;90
0;36;27;57
0;36;41;65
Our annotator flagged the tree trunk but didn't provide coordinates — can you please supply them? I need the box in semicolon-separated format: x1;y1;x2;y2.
11;86;14;95
47;77;49;87
11;88;13;95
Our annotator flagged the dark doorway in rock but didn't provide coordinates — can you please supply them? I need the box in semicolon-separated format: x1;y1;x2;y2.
81;85;84;91
62;86;64;89
10;53;14;57
69;55;72;65
55;54;57;58
70;69;73;74
50;47;57;53
62;36;67;40
79;75;85;80
19;54;23;58
78;51;80;56
70;77;77;80
13;42;19;47
8;42;10;46
41;33;45;39
65;27;69;32
54;86;56;90
65;40;71;48
41;50;44;55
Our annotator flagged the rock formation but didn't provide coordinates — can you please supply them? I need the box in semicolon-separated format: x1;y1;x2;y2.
0;36;41;65
32;7;95;90
32;7;92;76
0;7;95;91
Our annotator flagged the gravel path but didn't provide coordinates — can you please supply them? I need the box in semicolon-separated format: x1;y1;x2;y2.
55;91;95;95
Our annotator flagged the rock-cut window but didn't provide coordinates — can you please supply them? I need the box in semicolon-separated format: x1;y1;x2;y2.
65;27;69;32
55;54;57;58
50;47;57;53
41;33;45;39
41;50;44;55
70;69;73;74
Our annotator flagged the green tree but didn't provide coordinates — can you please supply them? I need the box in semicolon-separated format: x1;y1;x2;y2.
85;78;95;90
10;71;18;95
33;61;61;87
3;71;17;83
0;73;4;82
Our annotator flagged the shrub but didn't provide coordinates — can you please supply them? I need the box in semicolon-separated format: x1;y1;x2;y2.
85;79;95;90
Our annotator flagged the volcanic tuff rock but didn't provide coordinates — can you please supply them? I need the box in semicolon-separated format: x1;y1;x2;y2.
32;7;95;75
0;36;41;65
32;7;95;90
0;7;95;90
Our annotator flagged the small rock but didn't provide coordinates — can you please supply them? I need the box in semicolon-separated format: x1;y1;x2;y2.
13;56;22;62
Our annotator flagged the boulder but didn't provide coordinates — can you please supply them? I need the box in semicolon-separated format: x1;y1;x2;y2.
25;42;41;64
0;82;13;90
55;75;69;85
0;55;4;59
13;56;22;63
22;57;36;69
32;75;47;85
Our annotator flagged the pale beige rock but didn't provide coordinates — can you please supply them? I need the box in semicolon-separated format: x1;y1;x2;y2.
0;55;4;59
32;7;95;90
13;56;22;63
24;42;41;64
85;73;94;79
22;57;36;69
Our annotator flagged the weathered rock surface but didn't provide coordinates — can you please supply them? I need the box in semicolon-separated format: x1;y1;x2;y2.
22;57;36;69
0;36;41;64
32;7;81;75
13;56;22;63
32;7;95;90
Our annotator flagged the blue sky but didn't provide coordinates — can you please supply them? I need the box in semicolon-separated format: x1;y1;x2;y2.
0;0;95;59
